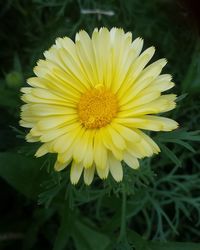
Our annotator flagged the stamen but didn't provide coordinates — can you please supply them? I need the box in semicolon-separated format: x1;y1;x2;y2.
78;87;118;129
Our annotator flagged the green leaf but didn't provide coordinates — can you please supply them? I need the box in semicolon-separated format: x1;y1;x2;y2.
150;241;200;250
127;230;150;250
160;139;195;153
72;220;111;250
157;129;200;142
53;202;73;250
0;86;20;108
5;71;23;89
128;230;200;250
0;152;46;199
23;207;55;250
175;93;188;102
159;144;181;167
182;39;200;94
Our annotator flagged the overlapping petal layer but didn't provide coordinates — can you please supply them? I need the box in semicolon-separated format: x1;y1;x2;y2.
20;27;178;184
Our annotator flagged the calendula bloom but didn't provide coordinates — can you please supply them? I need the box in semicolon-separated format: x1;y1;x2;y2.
20;27;178;185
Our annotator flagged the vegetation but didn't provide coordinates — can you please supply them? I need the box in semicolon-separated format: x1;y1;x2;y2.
0;0;200;249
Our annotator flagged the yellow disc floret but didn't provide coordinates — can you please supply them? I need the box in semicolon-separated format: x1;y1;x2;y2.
78;85;118;129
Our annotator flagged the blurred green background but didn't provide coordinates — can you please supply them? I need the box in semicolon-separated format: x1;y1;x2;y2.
0;0;200;249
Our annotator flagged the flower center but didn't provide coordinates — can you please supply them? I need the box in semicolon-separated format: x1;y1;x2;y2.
78;85;118;129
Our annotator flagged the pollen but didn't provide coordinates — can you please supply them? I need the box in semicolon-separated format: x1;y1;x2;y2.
78;86;118;129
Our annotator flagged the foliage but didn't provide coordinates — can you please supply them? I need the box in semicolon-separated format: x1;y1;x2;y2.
0;0;200;249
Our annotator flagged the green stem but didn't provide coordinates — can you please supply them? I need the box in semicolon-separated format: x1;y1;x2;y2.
118;184;127;242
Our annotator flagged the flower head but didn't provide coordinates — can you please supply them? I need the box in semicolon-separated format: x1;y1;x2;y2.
20;27;178;185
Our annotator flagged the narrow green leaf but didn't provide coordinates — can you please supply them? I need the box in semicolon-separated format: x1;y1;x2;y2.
23;207;55;250
0;152;46;199
159;144;181;167
175;93;188;102
128;230;200;250
150;241;200;250
53;202;73;250
159;138;195;152
0;86;20;108
72;220;111;250
127;230;150;250
157;129;200;142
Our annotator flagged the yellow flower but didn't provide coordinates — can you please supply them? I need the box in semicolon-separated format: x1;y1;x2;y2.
20;27;178;185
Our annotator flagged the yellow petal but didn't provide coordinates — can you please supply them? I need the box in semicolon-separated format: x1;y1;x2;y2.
98;27;112;88
96;165;109;179
53;66;89;92
118;115;178;131
135;129;160;154
75;30;98;86
37;115;78;130
84;165;95;185
70;161;83;184
73;129;93;164
108;153;123;182
43;43;91;90
117;46;155;98
19;120;35;128
82;130;95;168
125;91;161;108
94;131;107;169
118;76;154;106
118;59;166;102
27;74;83;97
146;74;174;93
100;127;123;160
54;161;69;171
106;125;126;150
55;36;76;56
118;94;177;117
35;144;48;157
111;122;140;142
40;122;80;142
22;104;76;118
53;125;83;153
109;29;131;93
130;37;144;59
57;146;74;163
123;152;139;169
25;133;40;142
